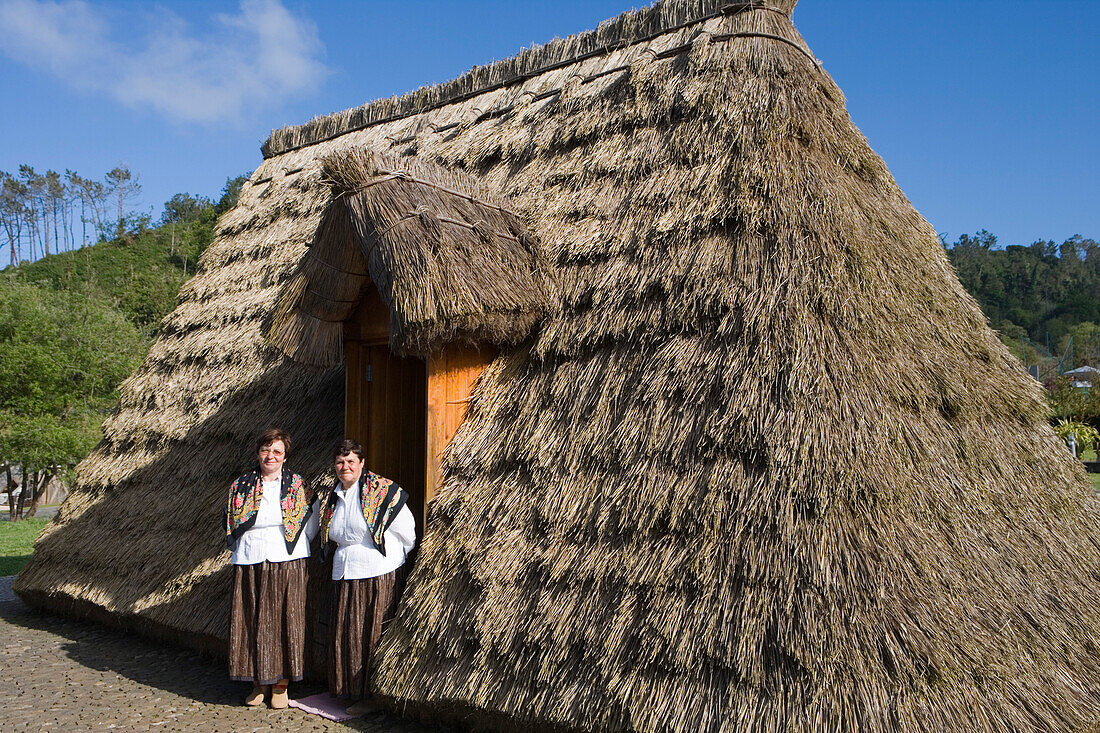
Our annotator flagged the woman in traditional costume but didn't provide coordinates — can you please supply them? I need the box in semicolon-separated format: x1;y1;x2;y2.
224;428;317;708
320;438;417;715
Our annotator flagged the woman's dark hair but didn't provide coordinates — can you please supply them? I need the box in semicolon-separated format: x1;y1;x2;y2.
256;428;292;454
332;438;364;461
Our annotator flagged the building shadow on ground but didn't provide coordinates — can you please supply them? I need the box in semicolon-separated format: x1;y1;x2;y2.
1;596;453;732
9;353;458;731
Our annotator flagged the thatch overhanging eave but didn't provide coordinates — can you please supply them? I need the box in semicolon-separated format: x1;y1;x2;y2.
269;149;549;364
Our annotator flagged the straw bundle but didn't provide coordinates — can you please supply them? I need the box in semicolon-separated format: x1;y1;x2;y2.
267;200;368;367
16;1;1100;731
358;2;1100;732
268;149;547;364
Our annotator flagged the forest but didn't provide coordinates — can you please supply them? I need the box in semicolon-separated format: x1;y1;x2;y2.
945;230;1100;374
0;161;1097;516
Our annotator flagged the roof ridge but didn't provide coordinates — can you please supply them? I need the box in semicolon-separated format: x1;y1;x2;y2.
261;0;793;159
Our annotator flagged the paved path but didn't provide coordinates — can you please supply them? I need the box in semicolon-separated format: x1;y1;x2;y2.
2;506;59;521
0;576;454;732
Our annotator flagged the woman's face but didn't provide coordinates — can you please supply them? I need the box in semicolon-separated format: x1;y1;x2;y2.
258;439;286;478
335;451;364;487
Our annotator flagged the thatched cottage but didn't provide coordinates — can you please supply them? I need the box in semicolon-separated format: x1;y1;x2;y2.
17;1;1100;730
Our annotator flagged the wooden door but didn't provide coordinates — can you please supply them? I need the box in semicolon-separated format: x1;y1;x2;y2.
425;344;496;508
344;296;427;531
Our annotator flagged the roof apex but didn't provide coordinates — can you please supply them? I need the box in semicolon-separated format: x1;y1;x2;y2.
262;0;797;158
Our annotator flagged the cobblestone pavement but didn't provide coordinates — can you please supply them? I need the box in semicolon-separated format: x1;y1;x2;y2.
0;576;455;732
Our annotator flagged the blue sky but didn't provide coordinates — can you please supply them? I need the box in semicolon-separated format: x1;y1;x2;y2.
0;0;1097;249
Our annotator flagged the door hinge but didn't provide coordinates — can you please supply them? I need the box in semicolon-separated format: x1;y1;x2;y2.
365;364;372;383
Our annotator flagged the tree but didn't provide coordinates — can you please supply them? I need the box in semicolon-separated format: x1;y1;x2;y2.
162;192;213;225
17;165;44;260
215;173;250;215
0;172;28;266
66;170;108;245
1059;322;1100;369
1048;376;1088;421
44;170;67;255
105;165;142;238
0;276;146;518
955;229;998;250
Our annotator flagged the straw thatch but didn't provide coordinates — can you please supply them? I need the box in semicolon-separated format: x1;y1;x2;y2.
269;149;548;364
15;0;1100;731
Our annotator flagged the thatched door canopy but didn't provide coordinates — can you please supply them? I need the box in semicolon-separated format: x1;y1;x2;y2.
269;149;548;365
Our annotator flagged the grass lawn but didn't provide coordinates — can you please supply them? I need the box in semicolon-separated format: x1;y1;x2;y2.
0;517;49;576
1090;474;1100;495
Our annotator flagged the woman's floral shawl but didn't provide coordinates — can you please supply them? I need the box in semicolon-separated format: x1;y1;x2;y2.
224;467;312;553
319;471;408;557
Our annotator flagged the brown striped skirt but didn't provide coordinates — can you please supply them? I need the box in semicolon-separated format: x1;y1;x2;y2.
228;559;308;685
328;571;398;699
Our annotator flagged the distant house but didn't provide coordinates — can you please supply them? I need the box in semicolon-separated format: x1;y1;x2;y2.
1065;365;1100;388
1;467;67;511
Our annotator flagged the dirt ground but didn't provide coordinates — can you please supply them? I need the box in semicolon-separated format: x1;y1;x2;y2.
0;575;454;732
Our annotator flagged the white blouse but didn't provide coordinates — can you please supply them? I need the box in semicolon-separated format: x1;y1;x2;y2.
328;479;417;581
231;477;318;565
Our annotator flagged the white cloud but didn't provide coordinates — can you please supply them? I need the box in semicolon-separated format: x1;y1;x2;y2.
0;0;328;124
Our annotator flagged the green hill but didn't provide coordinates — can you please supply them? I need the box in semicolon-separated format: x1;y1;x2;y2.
14;207;213;336
8;173;246;337
945;231;1100;376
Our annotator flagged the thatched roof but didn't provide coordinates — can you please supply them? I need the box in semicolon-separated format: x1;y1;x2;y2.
16;0;1100;731
270;149;548;364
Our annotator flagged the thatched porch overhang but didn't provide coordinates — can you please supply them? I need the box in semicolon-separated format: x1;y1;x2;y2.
269;149;548;365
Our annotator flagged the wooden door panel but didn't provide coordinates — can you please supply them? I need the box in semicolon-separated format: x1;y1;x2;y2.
347;345;427;532
425;344;496;509
344;341;363;444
